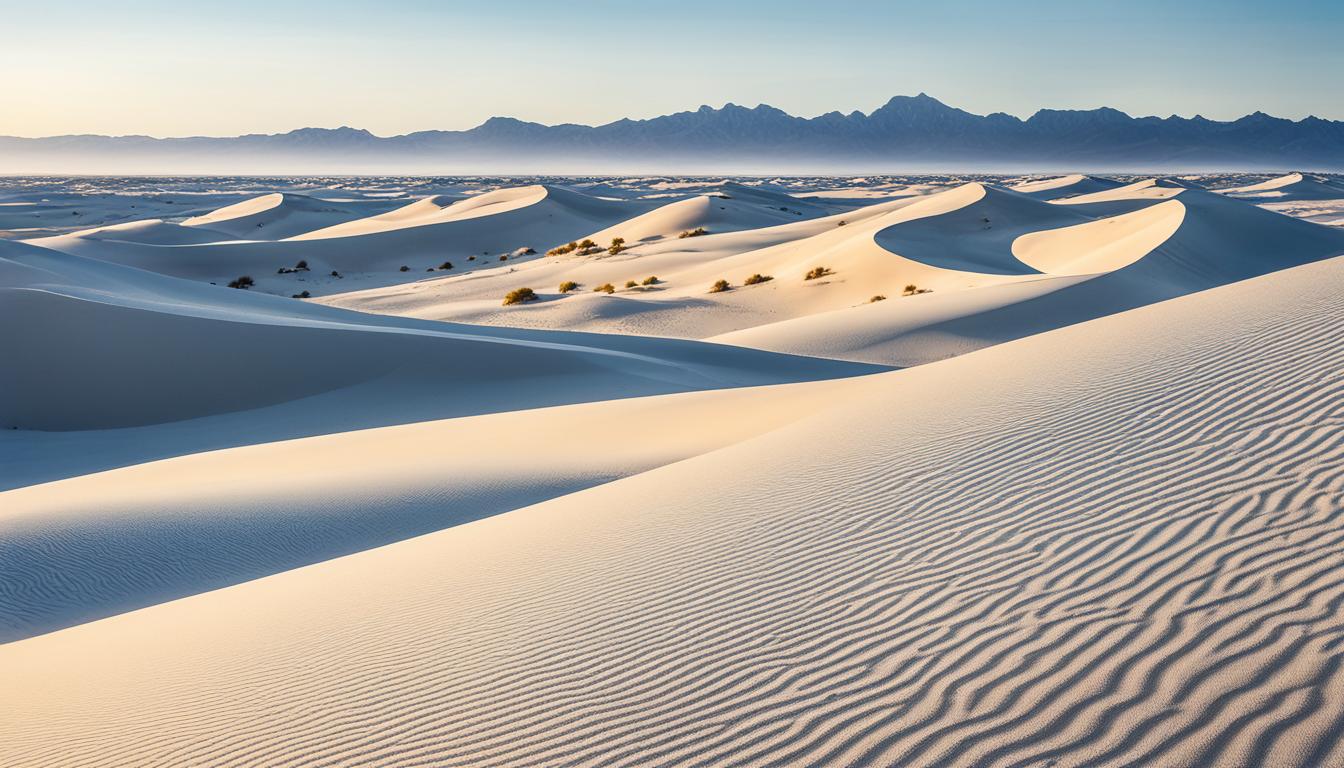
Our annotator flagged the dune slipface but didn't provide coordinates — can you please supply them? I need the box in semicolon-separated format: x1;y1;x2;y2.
4;170;1344;767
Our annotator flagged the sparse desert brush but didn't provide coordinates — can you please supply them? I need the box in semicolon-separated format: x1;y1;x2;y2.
499;254;508;261
439;261;453;270
578;239;597;249
295;260;308;270
709;279;731;293
292;290;311;299
609;237;626;255
468;255;476;261
559;280;579;293
594;283;616;294
330;270;342;277
502;287;538;305
399;265;410;272
679;227;709;239
837;220;847;227
743;273;773;285
902;284;933;296
641;276;658;285
624;279;638;288
548;241;579;256
226;275;254;289
870;294;887;302
805;266;833;281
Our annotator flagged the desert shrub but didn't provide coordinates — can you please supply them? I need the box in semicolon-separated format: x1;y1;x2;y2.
277;267;292;274
226;275;254;289
468;255;476;261
743;273;773;286
870;294;887;303
330;270;342;277
678;227;709;239
292;290;311;299
641;276;658;285
837;220;847;227
499;254;508;261
609;237;627;256
594;283;615;294
709;279;731;293
624;280;637;288
804;266;833;281
548;241;579;256
295;260;308;270
502;287;538;306
558;280;579;293
399;265;410;272
439;261;453;270
903;283;918;295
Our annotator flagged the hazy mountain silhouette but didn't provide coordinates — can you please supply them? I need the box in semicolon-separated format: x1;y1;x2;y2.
4;94;1342;174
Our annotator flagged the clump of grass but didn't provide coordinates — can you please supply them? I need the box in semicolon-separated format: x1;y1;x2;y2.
226;275;254;289
548;241;579;256
594;283;616;294
609;237;626;256
837;220;847;227
869;294;887;303
743;273;773;286
576;239;601;255
678;227;709;239
709;279;731;293
624;279;638;288
641;276;659;285
502;287;538;306
558;280;579;293
902;284;933;296
804;266;833;281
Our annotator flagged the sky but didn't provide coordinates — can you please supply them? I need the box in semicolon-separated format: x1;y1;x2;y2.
3;0;1341;138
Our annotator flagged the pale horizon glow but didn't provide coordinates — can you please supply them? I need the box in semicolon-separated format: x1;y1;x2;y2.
4;0;1342;138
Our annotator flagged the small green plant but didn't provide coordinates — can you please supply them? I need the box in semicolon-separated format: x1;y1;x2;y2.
709;279;731;293
502;287;538;305
594;283;615;294
870;294;887;303
743;273;773;286
805;266;833;281
226;275;254;289
641;276;658;285
678;227;709;239
559;280;579;293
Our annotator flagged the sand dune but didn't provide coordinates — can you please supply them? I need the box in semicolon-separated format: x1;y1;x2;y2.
4;251;1342;767
1220;172;1344;201
1008;173;1123;200
182;191;401;240
26;184;661;295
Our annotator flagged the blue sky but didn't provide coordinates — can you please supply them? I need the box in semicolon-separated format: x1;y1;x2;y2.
3;0;1340;137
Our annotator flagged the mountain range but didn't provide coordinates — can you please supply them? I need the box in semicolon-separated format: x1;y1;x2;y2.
4;94;1343;174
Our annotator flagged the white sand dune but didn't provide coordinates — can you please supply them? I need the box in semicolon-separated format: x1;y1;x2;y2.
1008;173;1124;200
27;184;660;295
580;182;842;245
0;240;880;467
718;185;1344;364
4;251;1343;767
182;191;401;240
1220;172;1344;201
